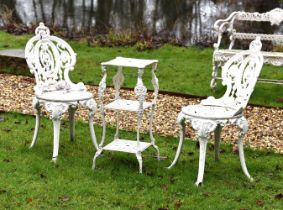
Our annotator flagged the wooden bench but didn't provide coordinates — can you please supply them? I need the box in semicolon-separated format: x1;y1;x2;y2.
210;8;283;90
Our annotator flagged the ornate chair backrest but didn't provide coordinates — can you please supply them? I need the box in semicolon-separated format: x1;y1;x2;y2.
25;23;77;93
221;37;264;109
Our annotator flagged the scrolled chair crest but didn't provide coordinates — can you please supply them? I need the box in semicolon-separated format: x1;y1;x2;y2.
35;22;50;38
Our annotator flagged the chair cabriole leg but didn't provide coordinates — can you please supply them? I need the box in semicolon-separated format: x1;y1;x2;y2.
237;117;253;181
136;152;143;174
168;113;186;169
52;118;61;162
30;97;41;148
195;137;208;186
45;102;68;162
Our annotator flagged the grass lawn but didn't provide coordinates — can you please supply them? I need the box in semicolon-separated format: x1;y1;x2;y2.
0;112;282;209
0;31;282;108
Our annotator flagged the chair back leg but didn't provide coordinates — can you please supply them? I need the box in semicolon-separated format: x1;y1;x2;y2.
214;125;222;161
68;105;77;142
30;98;41;148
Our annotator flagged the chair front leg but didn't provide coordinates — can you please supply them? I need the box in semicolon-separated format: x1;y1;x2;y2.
68;104;77;142
81;99;99;150
168;112;186;169
191;119;217;186
30;97;41;148
45;102;68;162
52;118;61;162
136;151;143;174
236;117;253;181
196;136;208;186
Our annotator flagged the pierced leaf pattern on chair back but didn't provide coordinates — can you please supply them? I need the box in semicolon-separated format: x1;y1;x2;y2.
221;37;263;109
25;23;76;92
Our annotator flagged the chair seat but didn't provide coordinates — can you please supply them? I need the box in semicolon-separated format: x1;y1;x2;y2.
36;90;93;102
182;104;242;120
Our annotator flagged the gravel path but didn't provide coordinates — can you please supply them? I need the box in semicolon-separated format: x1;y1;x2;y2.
0;73;282;153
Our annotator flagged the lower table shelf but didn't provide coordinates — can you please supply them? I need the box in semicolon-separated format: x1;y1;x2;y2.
103;139;152;153
104;99;153;112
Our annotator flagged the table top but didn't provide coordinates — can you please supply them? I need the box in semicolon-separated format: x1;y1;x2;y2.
101;57;158;68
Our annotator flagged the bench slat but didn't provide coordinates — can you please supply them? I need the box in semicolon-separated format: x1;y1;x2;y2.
233;33;283;42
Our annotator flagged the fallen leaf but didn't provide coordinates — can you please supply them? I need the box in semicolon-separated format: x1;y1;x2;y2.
188;151;194;156
275;98;283;103
145;170;154;177
161;184;168;191
275;193;283;200
256;199;264;206
232;145;239;154
0;189;7;194
40;173;46;179
275;165;282;171
26;197;33;203
2;128;11;132
59;196;70;202
175;199;183;209
203;192;211;197
133;204;145;209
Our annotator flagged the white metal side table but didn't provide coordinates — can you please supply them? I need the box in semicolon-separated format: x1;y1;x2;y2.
93;57;160;173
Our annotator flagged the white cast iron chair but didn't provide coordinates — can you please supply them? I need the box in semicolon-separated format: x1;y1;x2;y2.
168;37;264;186
25;23;98;162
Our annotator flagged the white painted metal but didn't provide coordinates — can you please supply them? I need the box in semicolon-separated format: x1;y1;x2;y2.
93;57;160;173
104;99;153;112
169;38;264;186
103;139;152;153
101;57;158;68
211;8;283;89
25;23;98;162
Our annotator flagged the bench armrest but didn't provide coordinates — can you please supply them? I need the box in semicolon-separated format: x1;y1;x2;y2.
213;12;239;50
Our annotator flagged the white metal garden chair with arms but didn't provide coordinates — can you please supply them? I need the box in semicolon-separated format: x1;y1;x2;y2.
168;37;264;186
25;23;99;162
